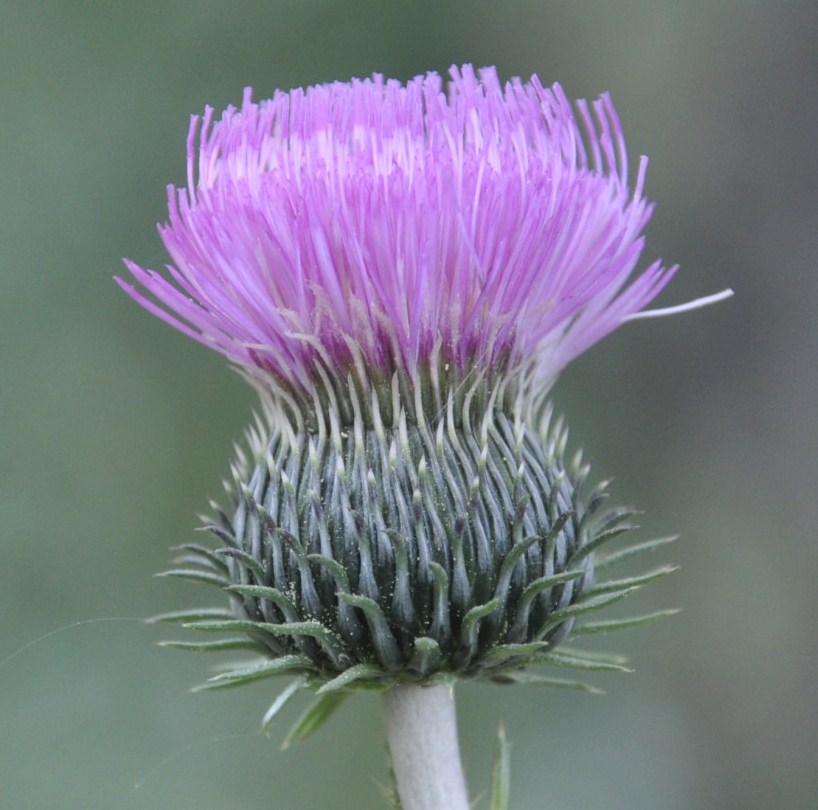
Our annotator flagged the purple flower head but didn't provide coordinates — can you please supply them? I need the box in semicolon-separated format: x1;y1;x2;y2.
120;65;674;401
131;67;716;704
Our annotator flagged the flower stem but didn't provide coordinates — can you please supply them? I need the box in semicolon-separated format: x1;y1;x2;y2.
384;683;470;810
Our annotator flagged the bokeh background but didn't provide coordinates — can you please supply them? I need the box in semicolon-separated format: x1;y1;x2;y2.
2;2;816;808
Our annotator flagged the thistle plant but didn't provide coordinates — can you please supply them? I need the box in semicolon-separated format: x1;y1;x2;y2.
119;65;729;810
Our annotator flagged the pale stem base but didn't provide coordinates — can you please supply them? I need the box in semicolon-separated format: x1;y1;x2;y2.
383;683;470;810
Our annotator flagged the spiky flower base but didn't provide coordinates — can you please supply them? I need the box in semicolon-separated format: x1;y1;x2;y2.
156;380;675;722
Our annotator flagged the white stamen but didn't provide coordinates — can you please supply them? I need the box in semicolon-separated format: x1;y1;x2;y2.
624;288;734;321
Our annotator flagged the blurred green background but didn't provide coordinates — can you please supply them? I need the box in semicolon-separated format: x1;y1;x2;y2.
2;2;816;808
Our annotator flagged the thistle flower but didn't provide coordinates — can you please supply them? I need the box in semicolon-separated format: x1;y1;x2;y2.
121;66;686;730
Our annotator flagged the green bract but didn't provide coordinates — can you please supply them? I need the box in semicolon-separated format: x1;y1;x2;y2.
154;373;675;738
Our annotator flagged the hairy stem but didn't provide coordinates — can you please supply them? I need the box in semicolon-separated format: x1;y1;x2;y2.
384;683;470;810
